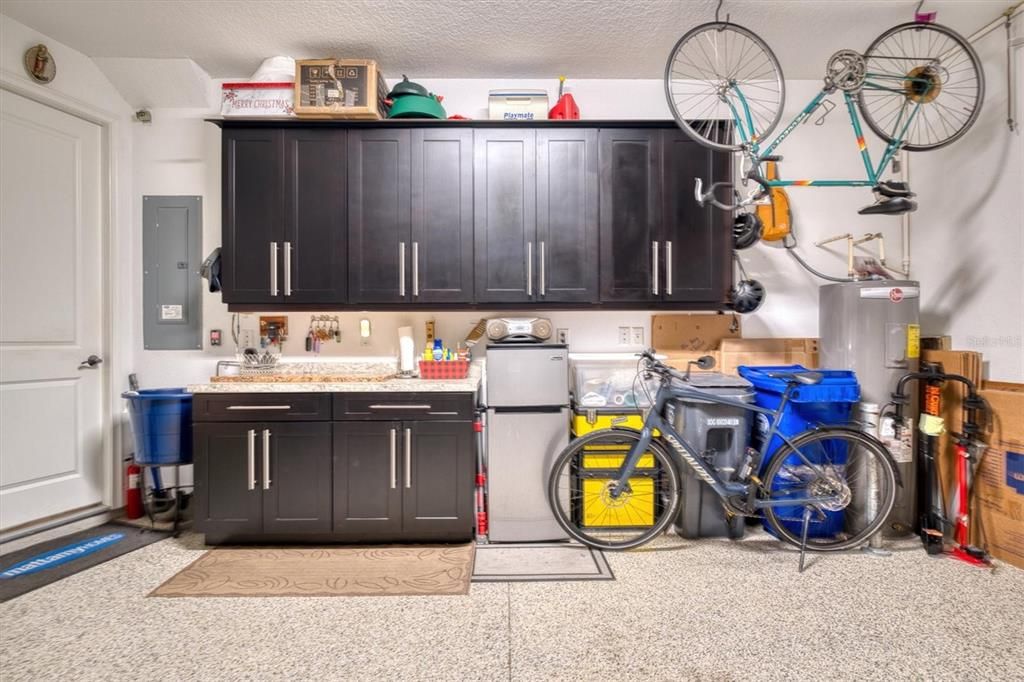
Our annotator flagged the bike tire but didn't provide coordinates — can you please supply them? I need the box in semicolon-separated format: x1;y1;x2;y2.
857;22;984;151
547;428;681;551
665;21;786;152
760;428;898;552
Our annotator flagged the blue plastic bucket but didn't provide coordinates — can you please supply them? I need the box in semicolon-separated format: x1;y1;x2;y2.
737;365;860;538
122;389;193;465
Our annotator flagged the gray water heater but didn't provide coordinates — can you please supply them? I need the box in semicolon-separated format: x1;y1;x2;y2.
819;280;920;536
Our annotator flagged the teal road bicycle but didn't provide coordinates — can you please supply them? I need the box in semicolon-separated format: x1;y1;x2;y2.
664;19;984;215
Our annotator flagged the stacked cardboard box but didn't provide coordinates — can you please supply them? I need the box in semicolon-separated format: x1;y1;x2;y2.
651;314;819;376
651;313;739;372
972;381;1024;569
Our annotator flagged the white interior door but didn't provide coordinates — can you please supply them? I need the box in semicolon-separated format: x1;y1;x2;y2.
0;89;106;530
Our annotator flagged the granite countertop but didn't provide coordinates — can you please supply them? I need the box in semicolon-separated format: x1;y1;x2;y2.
187;359;483;394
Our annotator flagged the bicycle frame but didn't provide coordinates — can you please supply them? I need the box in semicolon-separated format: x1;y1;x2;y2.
608;377;839;509
727;79;925;188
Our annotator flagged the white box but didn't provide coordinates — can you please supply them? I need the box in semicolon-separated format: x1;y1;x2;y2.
221;82;295;117
488;90;549;121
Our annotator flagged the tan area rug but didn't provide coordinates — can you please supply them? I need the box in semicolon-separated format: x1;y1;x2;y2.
150;544;475;597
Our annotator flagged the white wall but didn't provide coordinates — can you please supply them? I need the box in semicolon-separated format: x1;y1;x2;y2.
131;76;919;386
910;25;1024;382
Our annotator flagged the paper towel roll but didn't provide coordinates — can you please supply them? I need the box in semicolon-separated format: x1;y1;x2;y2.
398;326;414;372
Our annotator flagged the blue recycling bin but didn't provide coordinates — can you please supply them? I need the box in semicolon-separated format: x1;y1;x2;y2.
122;389;193;465
737;365;860;538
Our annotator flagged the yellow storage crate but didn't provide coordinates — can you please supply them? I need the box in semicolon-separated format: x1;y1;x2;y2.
572;412;645;435
581;476;655;527
576;450;660;529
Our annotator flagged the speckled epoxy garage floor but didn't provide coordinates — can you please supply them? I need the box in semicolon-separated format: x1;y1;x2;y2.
1;530;1022;681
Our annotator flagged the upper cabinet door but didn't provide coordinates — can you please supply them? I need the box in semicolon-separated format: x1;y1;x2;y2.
474;129;537;303
410;129;473;303
282;130;348;304
662;130;730;303
348;129;411;303
222;129;283;304
536;129;598;303
598;129;662;302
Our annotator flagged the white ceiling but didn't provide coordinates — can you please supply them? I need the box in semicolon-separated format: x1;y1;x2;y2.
1;0;1014;80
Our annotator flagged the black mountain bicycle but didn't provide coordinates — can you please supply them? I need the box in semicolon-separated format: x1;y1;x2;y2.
548;351;900;556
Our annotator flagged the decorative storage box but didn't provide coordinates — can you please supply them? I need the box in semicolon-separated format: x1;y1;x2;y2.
294;59;390;119
488;89;549;121
418;360;469;380
220;82;295;117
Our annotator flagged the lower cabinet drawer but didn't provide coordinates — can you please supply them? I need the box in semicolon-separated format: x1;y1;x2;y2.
193;394;331;422
334;393;475;420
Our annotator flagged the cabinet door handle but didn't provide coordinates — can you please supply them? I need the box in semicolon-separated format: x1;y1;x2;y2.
539;241;546;296
527;241;533;297
226;405;292;411
247;429;256;491
262;429;271;490
404;427;412;489
651;241;659;295
665;241;673;296
269;242;279;296
399;242;406;297
389;428;397;489
368;404;432;410
283;241;292;296
412;241;419;298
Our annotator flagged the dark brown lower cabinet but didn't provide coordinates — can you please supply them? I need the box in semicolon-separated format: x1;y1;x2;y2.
194;393;475;544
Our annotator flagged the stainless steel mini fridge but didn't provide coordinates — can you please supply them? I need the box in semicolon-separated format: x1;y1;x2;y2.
485;344;570;542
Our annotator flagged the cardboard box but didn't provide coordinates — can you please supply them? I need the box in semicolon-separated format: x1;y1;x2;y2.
294;59;389;119
661;350;721;373
718;338;819;376
651;314;740;352
921;335;952;351
921;349;983;509
972;382;1024;569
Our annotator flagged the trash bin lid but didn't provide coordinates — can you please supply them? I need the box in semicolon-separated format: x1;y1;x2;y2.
672;372;752;389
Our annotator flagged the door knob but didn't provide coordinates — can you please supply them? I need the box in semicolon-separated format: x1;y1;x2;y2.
78;355;103;369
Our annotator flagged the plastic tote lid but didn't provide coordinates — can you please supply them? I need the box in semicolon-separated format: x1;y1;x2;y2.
737;365;860;403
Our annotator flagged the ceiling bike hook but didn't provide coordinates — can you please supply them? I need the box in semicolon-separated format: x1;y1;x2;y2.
715;0;730;29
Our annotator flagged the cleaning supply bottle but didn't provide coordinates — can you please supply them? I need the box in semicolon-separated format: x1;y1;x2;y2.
432;339;443;361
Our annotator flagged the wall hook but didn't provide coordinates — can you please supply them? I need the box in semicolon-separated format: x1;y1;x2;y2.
715;0;730;28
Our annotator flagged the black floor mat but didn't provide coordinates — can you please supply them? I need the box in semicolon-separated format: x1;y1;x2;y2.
0;522;168;602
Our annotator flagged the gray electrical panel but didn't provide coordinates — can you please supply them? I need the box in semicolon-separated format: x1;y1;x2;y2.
143;196;202;350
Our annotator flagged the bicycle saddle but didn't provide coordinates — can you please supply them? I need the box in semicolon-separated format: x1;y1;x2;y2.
858;197;918;216
767;371;823;385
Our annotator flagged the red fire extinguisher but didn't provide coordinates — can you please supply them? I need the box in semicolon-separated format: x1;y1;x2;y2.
125;459;144;519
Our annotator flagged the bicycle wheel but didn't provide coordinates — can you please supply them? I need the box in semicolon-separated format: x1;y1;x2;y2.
760;428;897;552
857;22;984;151
548;428;680;550
665;21;785;152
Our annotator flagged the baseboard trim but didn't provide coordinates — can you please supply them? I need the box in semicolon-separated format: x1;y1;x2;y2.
0;505;113;550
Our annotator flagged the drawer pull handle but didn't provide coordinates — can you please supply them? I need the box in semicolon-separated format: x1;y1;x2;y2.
226;405;292;411
428;411;459;415
368;404;432;410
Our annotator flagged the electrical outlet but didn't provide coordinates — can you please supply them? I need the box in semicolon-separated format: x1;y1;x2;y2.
631;327;644;346
618;326;631;345
556;328;569;345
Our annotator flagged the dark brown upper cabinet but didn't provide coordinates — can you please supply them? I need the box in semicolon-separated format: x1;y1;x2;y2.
473;129;537;303
347;128;411;304
598;129;662;303
410;129;474;303
222;128;347;305
536;129;599;303
215;120;731;311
